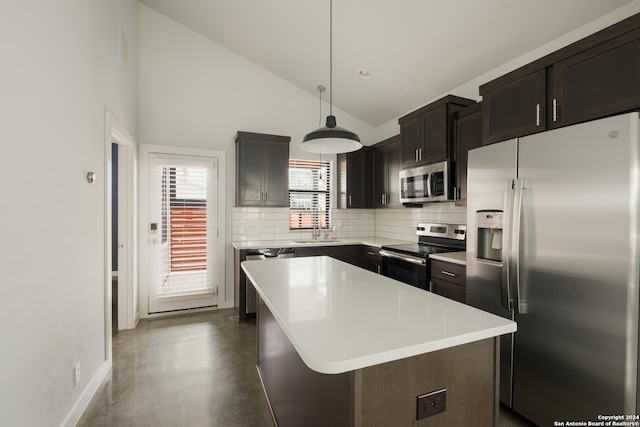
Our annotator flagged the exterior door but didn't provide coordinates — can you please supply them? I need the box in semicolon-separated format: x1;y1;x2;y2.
147;154;218;313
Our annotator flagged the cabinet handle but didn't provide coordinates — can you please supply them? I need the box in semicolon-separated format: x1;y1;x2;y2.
367;251;376;256
349;195;352;206
442;270;456;277
553;99;559;122
377;265;381;274
535;104;541;127
381;194;385;205
419;148;422;162
415;149;419;163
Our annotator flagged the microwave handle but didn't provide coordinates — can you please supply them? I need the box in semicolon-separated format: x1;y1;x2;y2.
426;172;432;198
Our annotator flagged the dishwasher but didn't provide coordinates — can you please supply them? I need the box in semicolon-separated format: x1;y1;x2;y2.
245;248;295;314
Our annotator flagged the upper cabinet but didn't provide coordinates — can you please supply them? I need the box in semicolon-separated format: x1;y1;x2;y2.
551;27;640;129
481;69;546;144
236;131;290;207
399;95;476;167
453;103;483;207
337;148;371;209
372;135;402;208
481;13;640;145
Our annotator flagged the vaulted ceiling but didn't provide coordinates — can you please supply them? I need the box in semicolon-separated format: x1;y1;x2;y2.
140;0;633;127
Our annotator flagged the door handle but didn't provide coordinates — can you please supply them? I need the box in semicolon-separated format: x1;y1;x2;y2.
513;178;529;314
502;179;514;311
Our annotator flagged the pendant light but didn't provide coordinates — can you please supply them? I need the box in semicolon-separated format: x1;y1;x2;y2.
302;0;362;154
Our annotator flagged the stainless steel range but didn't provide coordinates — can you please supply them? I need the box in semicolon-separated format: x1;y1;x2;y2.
380;223;466;290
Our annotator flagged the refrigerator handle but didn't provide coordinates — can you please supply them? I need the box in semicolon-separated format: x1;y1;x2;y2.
513;178;529;314
502;179;514;311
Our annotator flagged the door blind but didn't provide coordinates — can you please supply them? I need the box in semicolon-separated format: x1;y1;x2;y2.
156;164;212;297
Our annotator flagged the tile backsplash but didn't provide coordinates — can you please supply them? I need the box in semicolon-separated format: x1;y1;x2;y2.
232;203;466;243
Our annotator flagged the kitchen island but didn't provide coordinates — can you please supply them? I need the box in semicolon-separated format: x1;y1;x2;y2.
242;256;516;427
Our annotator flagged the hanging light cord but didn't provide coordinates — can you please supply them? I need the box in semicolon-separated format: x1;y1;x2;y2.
318;87;323;128
329;0;333;117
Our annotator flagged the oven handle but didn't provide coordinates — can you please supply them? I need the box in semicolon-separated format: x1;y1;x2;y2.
379;250;426;266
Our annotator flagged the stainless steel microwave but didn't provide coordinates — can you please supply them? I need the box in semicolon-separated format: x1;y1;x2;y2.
399;160;450;203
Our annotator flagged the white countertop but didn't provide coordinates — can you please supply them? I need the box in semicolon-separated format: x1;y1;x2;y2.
429;251;467;265
241;256;516;374
232;237;406;250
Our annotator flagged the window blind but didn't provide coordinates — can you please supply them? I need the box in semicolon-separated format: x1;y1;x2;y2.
289;159;331;230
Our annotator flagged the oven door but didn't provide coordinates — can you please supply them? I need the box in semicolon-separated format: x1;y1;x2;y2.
379;250;429;290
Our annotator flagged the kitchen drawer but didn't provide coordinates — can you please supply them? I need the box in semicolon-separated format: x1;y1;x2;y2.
430;259;465;286
431;277;466;304
363;246;381;262
362;245;381;274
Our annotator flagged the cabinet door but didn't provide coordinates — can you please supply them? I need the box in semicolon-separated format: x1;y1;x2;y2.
401;116;421;166
552;28;640;129
372;148;387;208
385;138;402;207
483;69;546;144
454;108;483;207
346;150;369;208
421;105;448;164
431;277;466;303
237;138;265;206
263;140;290;206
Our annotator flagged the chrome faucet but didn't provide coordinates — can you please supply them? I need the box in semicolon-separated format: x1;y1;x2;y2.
311;220;320;240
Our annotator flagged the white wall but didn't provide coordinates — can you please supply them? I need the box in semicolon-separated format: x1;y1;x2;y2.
138;4;379;309
0;1;138;426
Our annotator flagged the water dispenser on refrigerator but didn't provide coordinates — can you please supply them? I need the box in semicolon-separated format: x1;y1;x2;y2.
476;211;503;262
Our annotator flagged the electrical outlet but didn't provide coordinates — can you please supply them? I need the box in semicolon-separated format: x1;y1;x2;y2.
416;388;446;420
73;362;81;385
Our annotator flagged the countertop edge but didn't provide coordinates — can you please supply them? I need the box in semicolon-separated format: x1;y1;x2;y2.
233;237;408;250
429;251;467;265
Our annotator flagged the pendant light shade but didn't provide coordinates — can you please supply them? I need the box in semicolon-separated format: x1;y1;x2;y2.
301;0;362;154
302;115;362;154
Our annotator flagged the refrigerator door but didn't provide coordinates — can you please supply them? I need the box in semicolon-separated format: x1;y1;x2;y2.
513;113;640;425
466;138;518;406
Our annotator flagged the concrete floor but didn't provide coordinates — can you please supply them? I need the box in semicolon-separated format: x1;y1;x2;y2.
78;308;535;426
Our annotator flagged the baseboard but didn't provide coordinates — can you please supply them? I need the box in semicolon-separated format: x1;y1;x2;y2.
60;360;111;427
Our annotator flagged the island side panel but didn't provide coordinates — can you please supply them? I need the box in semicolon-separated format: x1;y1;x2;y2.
257;297;354;427
354;337;498;427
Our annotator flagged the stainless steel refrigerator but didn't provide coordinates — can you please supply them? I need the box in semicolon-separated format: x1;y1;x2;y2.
466;112;640;425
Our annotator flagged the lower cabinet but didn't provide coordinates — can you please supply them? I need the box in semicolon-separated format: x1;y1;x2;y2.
295;245;363;267
430;259;466;303
362;246;381;273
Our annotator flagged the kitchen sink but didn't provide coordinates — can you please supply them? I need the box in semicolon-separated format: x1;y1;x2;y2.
292;239;342;244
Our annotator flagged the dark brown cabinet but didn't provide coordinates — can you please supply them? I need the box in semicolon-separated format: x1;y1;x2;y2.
399;95;475;167
295;245;363;267
337;148;371;209
551;27;640;129
481;69;546;144
453;103;483;207
236;131;290;207
372;135;402;208
362;246;381;273
430;259;466;304
481;13;640;144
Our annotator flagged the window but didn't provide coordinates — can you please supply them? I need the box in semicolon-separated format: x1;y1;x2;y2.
289;159;331;230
